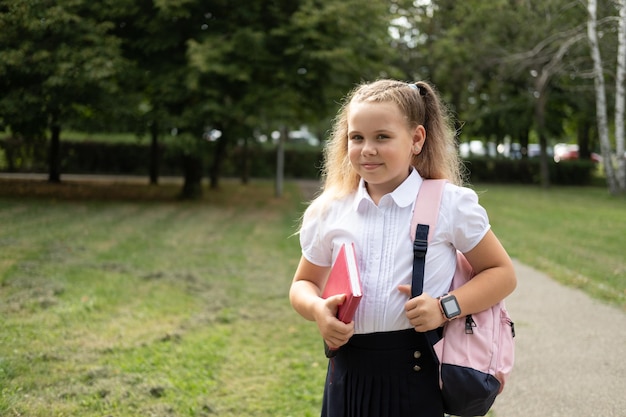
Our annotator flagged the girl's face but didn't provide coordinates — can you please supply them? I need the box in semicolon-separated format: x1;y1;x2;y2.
347;100;425;202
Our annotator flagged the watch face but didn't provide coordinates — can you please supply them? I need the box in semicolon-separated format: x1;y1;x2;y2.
442;296;461;318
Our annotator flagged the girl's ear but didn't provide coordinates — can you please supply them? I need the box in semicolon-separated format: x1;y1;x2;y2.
412;125;426;155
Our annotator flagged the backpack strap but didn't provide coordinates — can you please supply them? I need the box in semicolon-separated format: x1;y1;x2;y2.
410;179;447;298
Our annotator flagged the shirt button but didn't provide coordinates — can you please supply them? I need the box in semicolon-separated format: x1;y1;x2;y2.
413;365;421;372
413;351;421;359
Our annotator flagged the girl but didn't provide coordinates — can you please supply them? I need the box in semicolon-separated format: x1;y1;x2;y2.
289;79;516;417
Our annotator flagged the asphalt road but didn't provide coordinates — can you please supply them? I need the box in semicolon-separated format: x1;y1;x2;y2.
491;260;625;417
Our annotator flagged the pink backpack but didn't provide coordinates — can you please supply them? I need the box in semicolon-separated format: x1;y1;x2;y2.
410;179;515;417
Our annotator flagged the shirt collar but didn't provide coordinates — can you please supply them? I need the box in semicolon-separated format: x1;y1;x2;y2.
353;168;423;211
393;168;423;207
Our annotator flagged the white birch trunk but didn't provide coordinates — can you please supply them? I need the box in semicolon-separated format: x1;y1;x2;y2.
587;0;618;194
275;126;286;198
615;0;626;191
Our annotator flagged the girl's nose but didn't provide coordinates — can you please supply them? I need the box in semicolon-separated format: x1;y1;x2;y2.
361;140;377;156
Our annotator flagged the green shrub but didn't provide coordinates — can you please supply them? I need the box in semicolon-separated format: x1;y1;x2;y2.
0;138;594;185
0;137;48;171
463;157;596;185
549;160;597;185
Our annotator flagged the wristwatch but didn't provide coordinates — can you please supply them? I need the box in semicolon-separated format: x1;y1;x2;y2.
439;294;461;320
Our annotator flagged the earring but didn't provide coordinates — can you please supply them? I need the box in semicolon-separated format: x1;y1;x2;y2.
414;145;421;154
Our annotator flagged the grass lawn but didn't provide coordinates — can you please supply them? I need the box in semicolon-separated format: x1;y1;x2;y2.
0;179;324;417
0;178;624;416
474;183;625;309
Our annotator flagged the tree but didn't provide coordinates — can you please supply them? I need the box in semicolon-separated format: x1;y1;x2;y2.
0;0;125;182
522;25;587;187
615;0;626;191
186;0;402;190
587;0;626;195
393;2;565;140
108;0;213;191
395;0;610;187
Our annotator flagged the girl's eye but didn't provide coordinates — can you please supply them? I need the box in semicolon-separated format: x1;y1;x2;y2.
377;134;389;140
350;135;363;141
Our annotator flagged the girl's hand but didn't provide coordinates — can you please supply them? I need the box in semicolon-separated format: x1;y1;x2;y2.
313;294;355;349
398;285;447;332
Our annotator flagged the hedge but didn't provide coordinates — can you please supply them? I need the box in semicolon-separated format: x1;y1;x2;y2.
0;138;324;179
0;138;596;185
463;157;597;186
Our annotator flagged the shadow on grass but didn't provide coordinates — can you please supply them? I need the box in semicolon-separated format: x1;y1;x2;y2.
0;177;312;205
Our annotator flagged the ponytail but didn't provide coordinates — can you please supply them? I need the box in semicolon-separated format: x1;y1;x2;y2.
411;81;465;186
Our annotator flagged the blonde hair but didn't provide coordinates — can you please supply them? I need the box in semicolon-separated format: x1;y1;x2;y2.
307;79;465;216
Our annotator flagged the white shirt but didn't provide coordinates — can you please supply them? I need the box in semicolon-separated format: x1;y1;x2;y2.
300;169;490;334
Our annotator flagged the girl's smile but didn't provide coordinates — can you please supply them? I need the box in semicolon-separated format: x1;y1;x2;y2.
361;162;383;170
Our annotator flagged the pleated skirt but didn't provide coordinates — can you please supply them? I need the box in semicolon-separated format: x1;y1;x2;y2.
321;329;444;417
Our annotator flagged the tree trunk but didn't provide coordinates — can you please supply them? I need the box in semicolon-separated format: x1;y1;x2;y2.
587;0;618;194
209;127;227;190
275;126;286;198
519;127;530;159
534;77;550;188
577;119;591;160
615;0;626;191
5;138;16;171
180;154;203;199
149;121;159;185
241;136;249;185
48;123;61;183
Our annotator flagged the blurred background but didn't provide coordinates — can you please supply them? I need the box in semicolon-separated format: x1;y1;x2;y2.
1;2;625;416
1;0;625;197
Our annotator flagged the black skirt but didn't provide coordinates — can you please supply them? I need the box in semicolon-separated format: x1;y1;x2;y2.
321;329;444;417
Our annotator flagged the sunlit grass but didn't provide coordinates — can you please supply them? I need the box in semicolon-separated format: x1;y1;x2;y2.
0;179;323;417
474;183;625;309
61;130;145;143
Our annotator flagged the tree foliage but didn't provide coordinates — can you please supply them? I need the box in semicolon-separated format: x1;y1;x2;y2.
391;0;624;188
0;0;126;181
0;0;624;193
184;0;399;190
0;0;402;192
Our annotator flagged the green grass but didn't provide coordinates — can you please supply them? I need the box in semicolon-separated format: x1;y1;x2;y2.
0;179;624;416
1;131;145;144
473;184;625;309
60;131;145;144
0;179;324;417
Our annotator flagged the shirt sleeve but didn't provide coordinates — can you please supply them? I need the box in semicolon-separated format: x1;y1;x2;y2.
299;203;333;267
438;184;491;253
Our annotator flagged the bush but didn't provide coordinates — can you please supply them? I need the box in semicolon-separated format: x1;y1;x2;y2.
549;160;597;185
463;157;596;186
0;138;595;185
0;137;48;172
64;141;163;175
0;138;323;180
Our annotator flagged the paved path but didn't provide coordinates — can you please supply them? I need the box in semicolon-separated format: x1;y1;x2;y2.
295;180;626;417
0;172;185;184
492;260;626;417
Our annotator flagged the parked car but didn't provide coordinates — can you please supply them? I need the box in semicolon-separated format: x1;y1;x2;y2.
553;143;601;163
459;140;490;157
527;144;547;158
497;142;553;159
